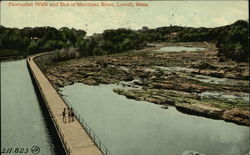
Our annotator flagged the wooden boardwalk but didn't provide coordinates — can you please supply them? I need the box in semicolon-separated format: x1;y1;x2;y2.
27;54;102;155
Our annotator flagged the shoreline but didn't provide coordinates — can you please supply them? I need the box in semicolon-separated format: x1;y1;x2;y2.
0;55;26;62
41;42;249;126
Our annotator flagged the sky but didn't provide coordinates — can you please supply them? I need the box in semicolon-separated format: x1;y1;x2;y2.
1;1;248;35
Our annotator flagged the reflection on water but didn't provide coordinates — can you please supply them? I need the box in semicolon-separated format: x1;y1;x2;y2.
1;60;57;155
154;46;206;52
61;83;249;155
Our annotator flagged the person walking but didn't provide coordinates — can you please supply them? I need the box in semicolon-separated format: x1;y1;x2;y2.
67;107;71;123
62;108;66;123
71;107;74;122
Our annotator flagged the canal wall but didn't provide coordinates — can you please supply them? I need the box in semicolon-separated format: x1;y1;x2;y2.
27;53;103;155
27;66;66;155
33;48;80;67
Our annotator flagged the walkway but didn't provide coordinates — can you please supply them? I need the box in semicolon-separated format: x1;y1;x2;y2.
27;54;102;155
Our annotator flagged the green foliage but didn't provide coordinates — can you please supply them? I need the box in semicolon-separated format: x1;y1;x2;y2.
101;28;145;52
140;20;248;62
28;40;38;54
0;20;248;62
216;20;249;62
77;28;146;57
0;26;86;58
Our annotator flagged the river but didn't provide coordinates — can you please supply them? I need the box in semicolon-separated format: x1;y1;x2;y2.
61;83;249;155
1;60;62;155
2;59;248;155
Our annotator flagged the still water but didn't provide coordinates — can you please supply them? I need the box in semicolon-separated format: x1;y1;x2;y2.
61;83;249;155
154;46;206;52
1;60;58;155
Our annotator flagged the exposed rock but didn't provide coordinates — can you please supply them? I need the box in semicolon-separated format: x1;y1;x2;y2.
192;61;218;70
55;81;64;87
133;79;143;86
152;81;208;93
42;42;249;126
123;76;134;81
113;89;139;100
161;105;168;109
182;150;206;155
80;78;98;85
176;103;224;119
223;109;250;126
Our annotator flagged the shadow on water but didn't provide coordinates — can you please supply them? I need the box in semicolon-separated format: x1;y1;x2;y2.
27;63;66;155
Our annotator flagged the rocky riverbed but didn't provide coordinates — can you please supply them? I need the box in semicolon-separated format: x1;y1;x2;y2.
42;42;250;126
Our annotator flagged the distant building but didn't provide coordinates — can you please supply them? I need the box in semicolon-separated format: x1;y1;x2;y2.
30;37;39;40
163;32;178;39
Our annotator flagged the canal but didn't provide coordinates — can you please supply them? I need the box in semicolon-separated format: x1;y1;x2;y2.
61;83;250;155
1;60;63;155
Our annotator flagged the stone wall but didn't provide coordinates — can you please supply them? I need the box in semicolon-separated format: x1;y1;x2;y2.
34;48;81;67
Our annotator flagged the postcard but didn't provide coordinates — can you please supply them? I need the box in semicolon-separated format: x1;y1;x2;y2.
1;1;249;155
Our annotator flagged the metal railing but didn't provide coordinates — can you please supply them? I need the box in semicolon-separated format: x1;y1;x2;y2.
27;56;110;155
46;101;72;155
61;96;112;155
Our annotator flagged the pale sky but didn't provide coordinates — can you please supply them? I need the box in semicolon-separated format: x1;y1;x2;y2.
1;1;248;35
